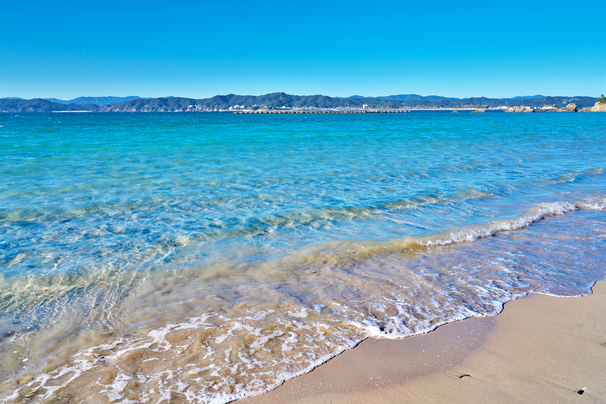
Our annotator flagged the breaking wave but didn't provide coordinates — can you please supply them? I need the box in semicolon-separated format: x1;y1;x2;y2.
1;195;605;403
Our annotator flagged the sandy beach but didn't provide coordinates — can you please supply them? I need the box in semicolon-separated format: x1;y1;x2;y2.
241;279;606;404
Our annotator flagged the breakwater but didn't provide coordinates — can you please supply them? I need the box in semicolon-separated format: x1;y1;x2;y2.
233;109;411;114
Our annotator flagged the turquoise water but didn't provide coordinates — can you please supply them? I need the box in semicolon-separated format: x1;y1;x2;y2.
0;111;605;402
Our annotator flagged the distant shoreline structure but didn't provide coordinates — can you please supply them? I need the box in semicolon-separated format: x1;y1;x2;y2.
0;92;601;113
51;110;94;113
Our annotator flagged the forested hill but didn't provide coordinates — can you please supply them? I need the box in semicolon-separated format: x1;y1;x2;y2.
0;98;98;112
100;93;598;111
0;93;599;112
99;94;370;111
45;96;140;105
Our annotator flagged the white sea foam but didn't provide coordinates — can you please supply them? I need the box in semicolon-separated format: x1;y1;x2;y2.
1;196;605;403
98;373;132;402
419;198;605;247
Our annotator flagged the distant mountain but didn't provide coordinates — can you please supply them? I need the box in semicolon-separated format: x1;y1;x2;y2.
1;93;599;112
0;98;97;112
100;93;382;112
334;95;367;99
45;96;141;106
511;95;545;100
103;93;597;111
1;97;24;100
377;94;424;101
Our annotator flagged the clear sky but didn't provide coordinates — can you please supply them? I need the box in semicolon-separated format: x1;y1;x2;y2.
1;0;604;99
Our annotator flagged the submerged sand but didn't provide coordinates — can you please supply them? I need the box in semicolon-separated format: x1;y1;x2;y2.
241;280;606;403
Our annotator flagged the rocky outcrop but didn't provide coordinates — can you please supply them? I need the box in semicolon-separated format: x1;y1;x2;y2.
505;106;535;113
580;103;606;112
471;108;486;113
590;102;606;112
557;103;577;112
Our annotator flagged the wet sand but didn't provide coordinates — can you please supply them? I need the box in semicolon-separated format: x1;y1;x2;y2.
241;280;606;404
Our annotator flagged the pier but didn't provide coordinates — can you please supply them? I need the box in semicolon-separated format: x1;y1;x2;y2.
233;109;411;114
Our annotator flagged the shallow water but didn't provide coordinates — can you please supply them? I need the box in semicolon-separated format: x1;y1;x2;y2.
0;111;605;403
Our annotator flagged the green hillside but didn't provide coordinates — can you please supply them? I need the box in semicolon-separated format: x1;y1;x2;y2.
0;99;97;112
2;93;600;112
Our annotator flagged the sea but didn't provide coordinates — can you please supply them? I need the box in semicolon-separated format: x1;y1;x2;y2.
0;111;605;403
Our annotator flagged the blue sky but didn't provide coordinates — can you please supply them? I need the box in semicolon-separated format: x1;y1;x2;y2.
1;0;604;99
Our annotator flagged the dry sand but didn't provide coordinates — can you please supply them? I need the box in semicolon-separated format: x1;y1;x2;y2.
241;280;606;404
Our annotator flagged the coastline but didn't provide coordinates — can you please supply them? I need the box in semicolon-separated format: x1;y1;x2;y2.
241;279;606;404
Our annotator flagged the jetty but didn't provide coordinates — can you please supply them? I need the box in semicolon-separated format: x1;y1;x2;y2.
233;109;411;114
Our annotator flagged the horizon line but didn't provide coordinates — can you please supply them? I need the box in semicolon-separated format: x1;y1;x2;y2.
3;93;600;101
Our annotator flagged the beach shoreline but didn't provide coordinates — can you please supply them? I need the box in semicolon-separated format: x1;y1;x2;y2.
241;279;606;404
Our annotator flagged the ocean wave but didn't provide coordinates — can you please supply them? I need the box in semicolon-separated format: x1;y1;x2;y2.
283;196;606;266
1;195;605;403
